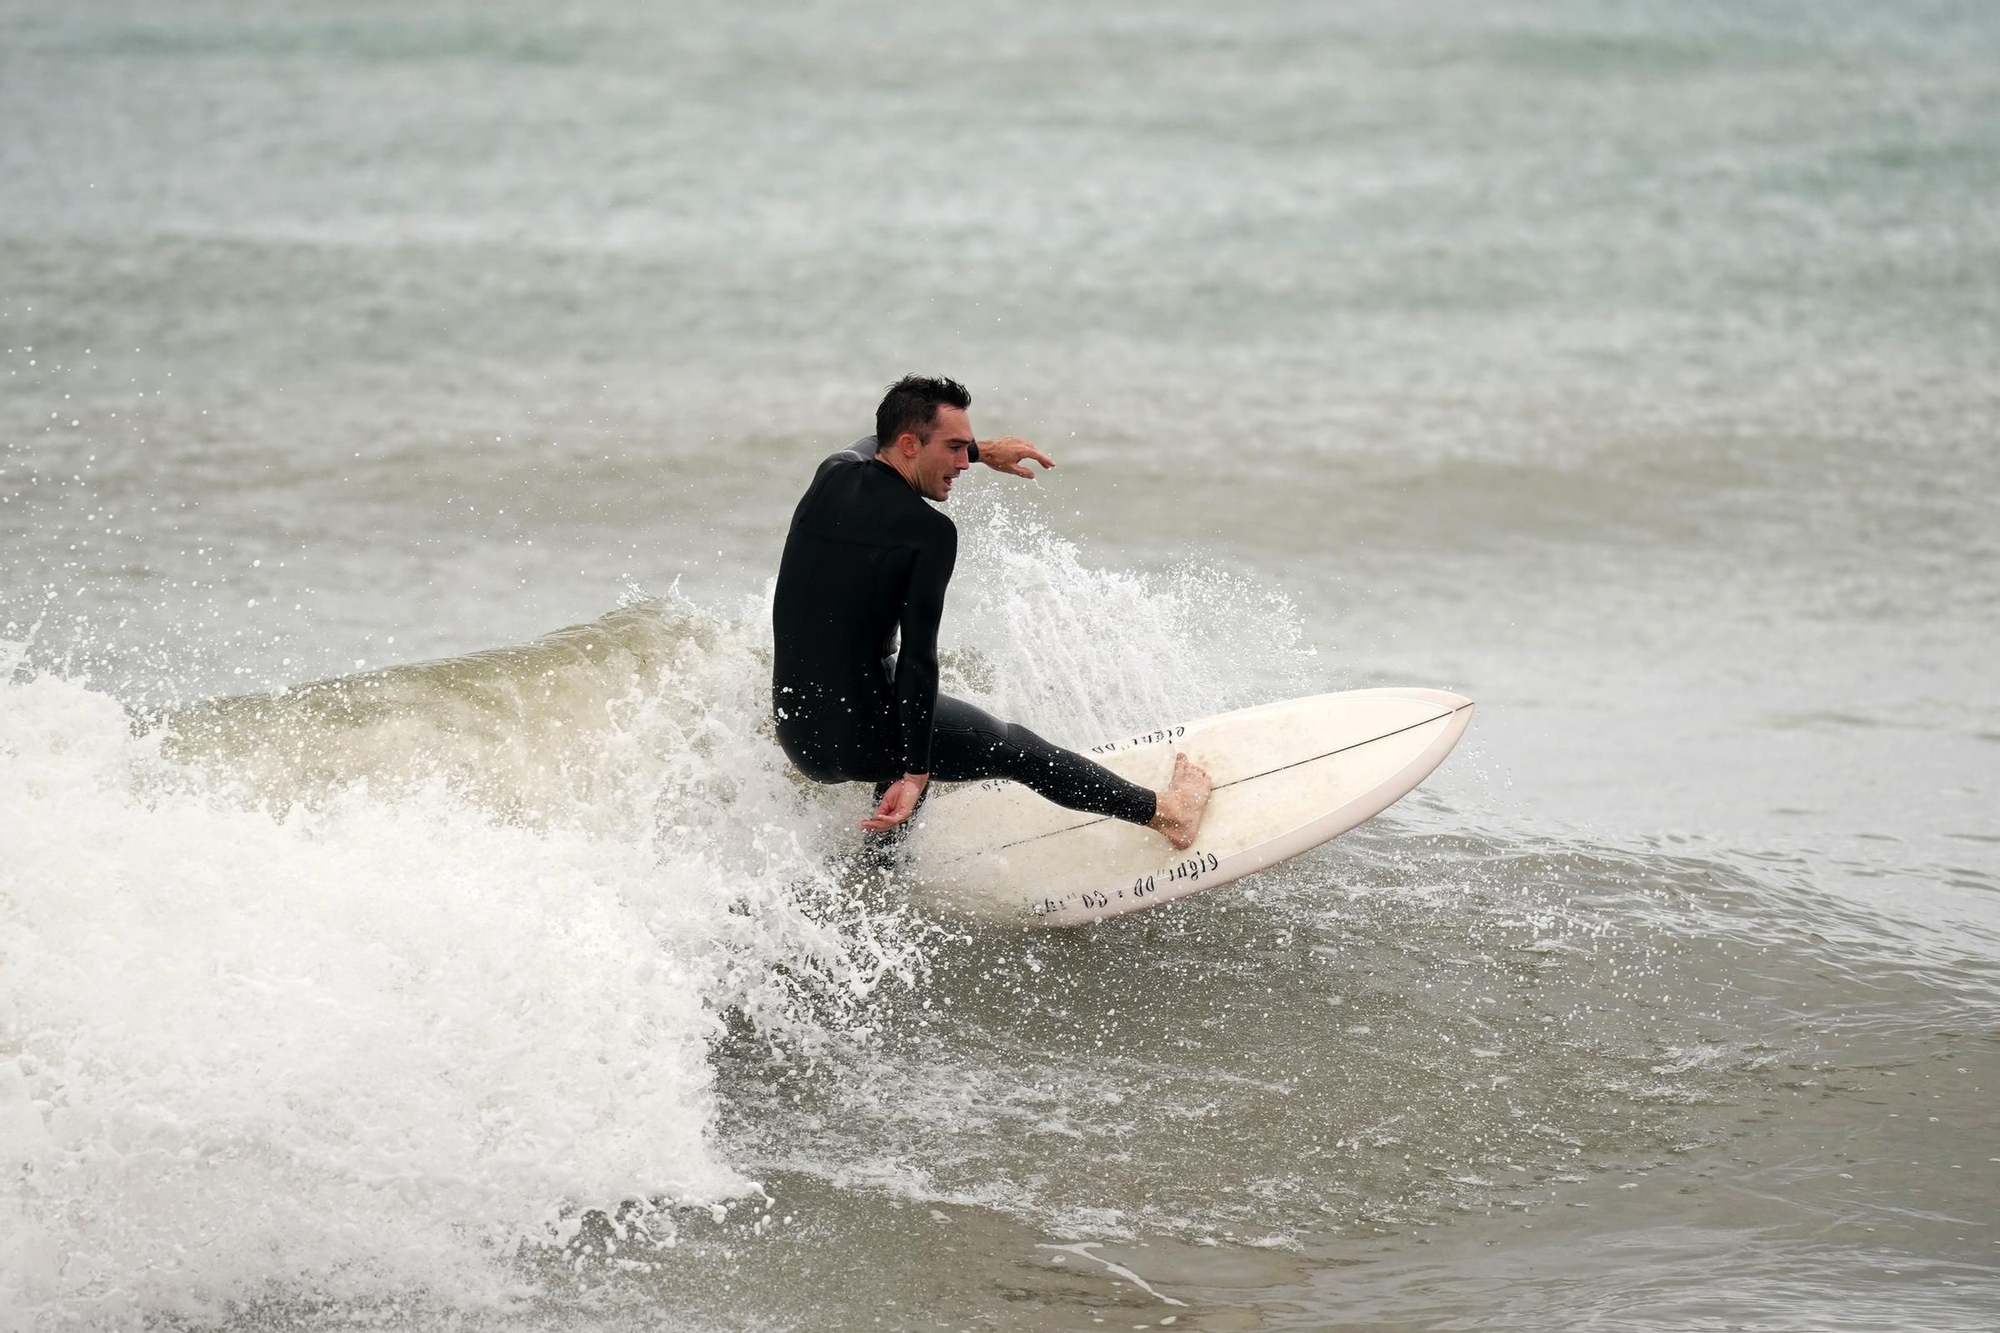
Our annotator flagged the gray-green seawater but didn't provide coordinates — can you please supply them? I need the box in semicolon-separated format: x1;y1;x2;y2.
3;1;1996;1327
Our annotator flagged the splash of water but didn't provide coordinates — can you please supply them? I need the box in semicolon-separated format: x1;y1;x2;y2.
0;601;913;1323
941;494;1315;743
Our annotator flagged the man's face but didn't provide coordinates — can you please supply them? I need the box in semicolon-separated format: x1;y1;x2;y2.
908;406;976;503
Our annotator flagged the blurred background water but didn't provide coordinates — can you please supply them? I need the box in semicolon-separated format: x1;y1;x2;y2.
2;1;1996;1328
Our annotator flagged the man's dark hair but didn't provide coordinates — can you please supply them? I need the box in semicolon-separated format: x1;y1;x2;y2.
875;375;971;447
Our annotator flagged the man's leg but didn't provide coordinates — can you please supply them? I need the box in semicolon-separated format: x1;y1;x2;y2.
863;698;1209;856
928;696;1158;826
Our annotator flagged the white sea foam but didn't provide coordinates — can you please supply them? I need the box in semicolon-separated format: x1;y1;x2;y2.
0;676;736;1319
0;600;909;1323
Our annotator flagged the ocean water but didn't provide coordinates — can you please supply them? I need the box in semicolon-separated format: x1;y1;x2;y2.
3;1;1997;1328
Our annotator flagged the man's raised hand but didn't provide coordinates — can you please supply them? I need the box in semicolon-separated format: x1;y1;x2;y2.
977;436;1056;480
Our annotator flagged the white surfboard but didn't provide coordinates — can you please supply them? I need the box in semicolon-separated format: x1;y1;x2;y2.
906;687;1474;927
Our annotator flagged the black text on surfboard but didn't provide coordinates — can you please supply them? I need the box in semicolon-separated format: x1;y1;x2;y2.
1090;724;1185;755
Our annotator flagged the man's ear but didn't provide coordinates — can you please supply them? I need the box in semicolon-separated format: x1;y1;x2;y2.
895;431;922;455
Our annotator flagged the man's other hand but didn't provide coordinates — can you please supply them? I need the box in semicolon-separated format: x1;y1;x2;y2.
860;773;931;833
976;436;1056;479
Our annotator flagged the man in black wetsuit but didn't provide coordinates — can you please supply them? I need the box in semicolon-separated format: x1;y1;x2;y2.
772;375;1210;848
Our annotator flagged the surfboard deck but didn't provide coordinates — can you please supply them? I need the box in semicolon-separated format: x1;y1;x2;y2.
905;687;1474;927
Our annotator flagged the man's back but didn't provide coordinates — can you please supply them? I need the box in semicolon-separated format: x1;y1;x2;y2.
771;444;957;783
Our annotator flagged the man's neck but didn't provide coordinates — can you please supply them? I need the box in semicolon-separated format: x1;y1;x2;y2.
874;453;920;492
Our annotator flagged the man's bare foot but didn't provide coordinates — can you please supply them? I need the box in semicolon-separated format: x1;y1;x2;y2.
1149;753;1212;850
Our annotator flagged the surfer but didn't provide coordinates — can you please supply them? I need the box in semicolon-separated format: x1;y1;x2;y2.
772;375;1212;850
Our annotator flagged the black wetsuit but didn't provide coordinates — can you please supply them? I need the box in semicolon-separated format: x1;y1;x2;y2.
772;437;1157;828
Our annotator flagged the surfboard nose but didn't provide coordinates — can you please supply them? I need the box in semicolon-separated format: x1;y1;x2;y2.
1380;687;1475;713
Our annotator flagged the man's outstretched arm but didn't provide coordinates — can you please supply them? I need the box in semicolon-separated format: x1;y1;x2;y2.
824;433;1052;480
974;436;1056;479
822;434;998;471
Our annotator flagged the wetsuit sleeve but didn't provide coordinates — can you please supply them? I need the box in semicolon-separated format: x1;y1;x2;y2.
893;525;957;775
